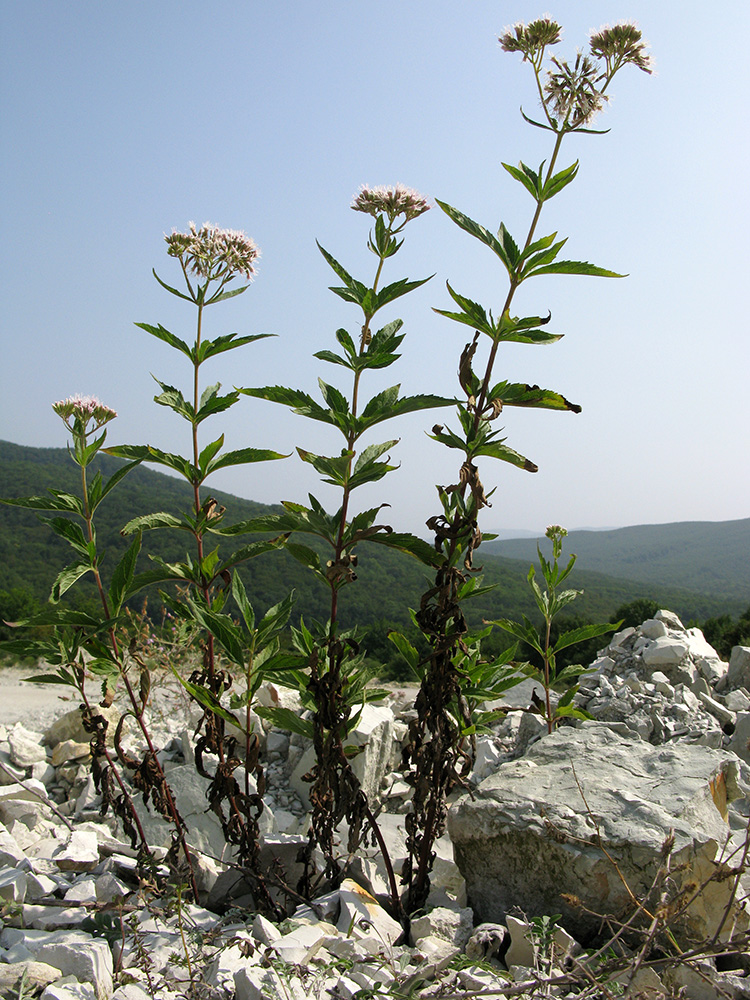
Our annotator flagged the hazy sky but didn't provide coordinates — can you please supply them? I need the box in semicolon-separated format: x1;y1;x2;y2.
2;1;748;538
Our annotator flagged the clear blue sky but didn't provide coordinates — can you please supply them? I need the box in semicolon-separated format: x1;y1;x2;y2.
2;1;748;538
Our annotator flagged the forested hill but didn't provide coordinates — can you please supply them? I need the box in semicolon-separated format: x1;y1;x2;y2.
1;441;746;629
484;520;750;605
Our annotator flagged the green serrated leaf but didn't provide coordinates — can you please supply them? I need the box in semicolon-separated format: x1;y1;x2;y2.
313;349;354;370
240;386;339;428
473;438;538;472
528;261;626;279
542;160;579;200
51;560;94;602
121;512;186;535
255;706;313;740
1;492;84;515
436;200;513;273
375;274;432;311
216;535;289;576
206;446;288;475
134;322;192;360
42;517;90;555
552;622;617;653
205;283;250;305
109;532;142;614
198;332;274;363
501;161;541;199
151;268;195;302
434;282;497;338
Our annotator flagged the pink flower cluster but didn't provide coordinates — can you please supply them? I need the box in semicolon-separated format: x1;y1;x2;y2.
351;184;431;223
52;394;117;428
165;222;260;280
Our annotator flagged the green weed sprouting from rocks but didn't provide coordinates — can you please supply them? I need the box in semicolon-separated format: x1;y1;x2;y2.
492;525;619;732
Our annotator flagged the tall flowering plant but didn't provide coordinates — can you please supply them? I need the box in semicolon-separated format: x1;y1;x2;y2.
0;396;200;895
395;19;652;912
107;222;296;914
223;186;453;905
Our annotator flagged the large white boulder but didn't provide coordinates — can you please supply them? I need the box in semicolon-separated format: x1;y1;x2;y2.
448;723;748;946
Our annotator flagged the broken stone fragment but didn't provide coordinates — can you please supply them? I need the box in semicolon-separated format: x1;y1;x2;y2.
0;866;27;902
53;829;99;871
642;636;690;668
8;723;48;767
44;706;120;749
409;905;473;950
271;918;339;964
337;878;402;947
50;740;91;767
504;914;579;970
40;980;99;1000
640;618;667;639
35;932;114;998
0;962;63;996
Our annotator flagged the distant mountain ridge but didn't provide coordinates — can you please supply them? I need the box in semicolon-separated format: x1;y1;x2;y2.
1;440;746;626
484;520;750;604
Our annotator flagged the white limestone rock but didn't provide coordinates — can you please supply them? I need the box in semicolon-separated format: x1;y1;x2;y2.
8;724;48;767
53;830;99;872
640;618;667;639
656;609;685;630
337;878;402;948
410;905;473;950
271;918;339;964
0;823;28;865
448;723;747;946
725;689;750;713
642;636;689;668
44;706;119;748
504;914;579;970
40;981;98;1000
111;987;154;1000
0;963;63;996
728;713;750;764
727;647;750;690
410;933;460;977
0;867;27;903
235;965;308;1000
36;935;113;998
471;736;505;782
50;740;91;767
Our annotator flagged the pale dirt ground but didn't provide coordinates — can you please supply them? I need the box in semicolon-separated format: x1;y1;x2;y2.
0;661;194;736
0;664;79;731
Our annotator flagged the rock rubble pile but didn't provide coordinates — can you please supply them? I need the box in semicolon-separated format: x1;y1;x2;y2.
0;610;749;999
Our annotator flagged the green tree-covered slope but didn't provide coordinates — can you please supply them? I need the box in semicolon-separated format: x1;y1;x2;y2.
484;521;750;605
1;441;745;631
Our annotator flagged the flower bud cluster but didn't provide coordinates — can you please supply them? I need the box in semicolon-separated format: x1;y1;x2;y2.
590;23;652;75
165;221;260;280
500;18;651;128
499;18;562;61
351;184;430;224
